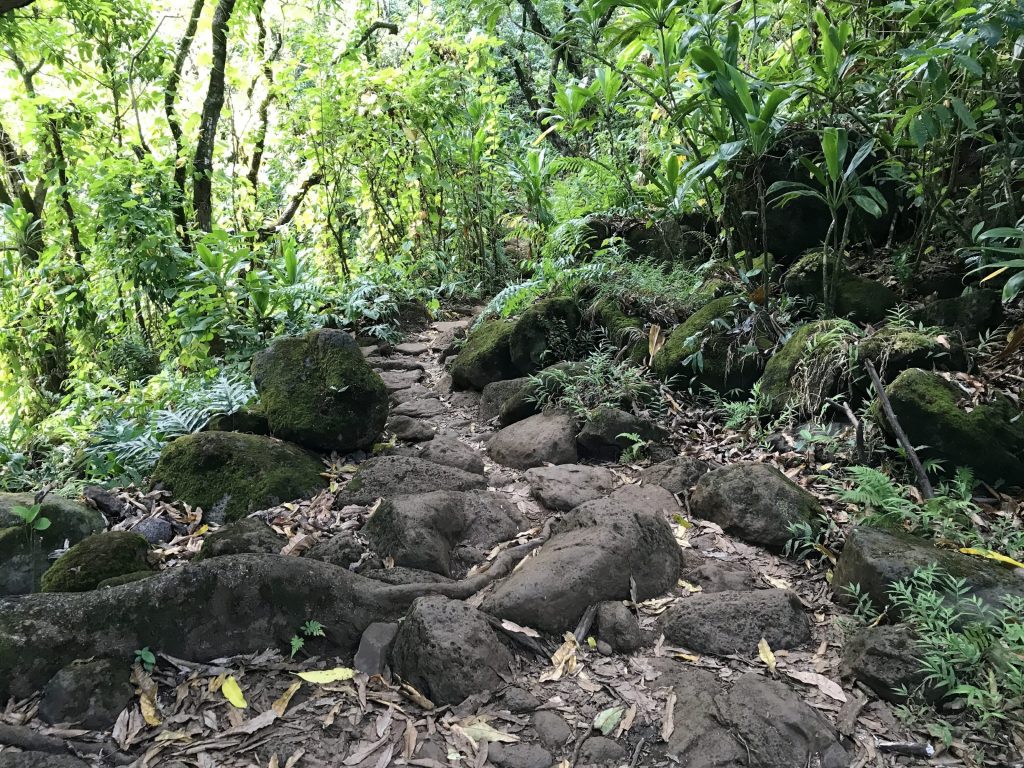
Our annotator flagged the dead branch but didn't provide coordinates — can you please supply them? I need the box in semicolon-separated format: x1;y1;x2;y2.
0;723;133;765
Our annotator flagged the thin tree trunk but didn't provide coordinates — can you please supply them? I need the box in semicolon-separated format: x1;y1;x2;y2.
193;0;237;233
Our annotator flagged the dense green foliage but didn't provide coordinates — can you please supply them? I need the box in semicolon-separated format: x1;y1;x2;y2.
1;0;1023;490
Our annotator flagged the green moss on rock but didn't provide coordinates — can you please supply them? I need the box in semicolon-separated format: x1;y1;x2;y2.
784;252;898;323
250;328;388;452
151;431;326;523
508;297;583;373
759;320;855;412
859;327;967;380
40;532;151;593
877;369;1024;486
593;299;645;358
450;318;519;390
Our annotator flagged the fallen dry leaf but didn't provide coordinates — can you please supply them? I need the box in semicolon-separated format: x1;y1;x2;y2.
786;670;847;702
757;637;777;675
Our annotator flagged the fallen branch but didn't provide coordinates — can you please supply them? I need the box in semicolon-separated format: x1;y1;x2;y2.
0;723;133;765
864;360;934;499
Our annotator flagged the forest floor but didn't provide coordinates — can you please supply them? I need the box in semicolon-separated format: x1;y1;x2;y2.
0;309;1007;768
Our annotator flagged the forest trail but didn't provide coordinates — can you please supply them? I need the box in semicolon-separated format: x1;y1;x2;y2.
0;309;944;768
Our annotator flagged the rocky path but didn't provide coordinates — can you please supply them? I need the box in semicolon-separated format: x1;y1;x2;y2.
0;311;996;767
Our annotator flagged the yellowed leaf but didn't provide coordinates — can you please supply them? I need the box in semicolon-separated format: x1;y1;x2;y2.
297;667;355;684
222;675;248;709
131;664;161;727
677;579;702;593
456;716;520;747
958;548;1024;568
272;682;302;716
539;632;578;682
758;637;776;675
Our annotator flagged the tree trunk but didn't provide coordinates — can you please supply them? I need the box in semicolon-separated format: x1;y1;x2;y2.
192;0;237;232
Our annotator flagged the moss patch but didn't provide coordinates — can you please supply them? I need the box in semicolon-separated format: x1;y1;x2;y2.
450;318;519;390
151;431;326;522
651;296;737;381
508;297;583;374
40;532;151;593
877;369;1024;486
251;328;388;452
97;571;157;589
784;251;898;323
859;327;967;380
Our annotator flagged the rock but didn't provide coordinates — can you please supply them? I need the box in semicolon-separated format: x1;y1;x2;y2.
659;589;810;655
656;664;848;768
390;383;432;404
578;736;626;766
507;297;582;374
354;622;399;677
448;391;480;411
833;526;1024;612
197;518;285;560
0;554;415;700
380;369;424;392
0;755;90;768
593;298;645;357
203;408;270;436
416;435;485;475
82;486;125;517
858;326;968;381
482;485;680;632
487;412;578;469
532;711;572;750
678;550;757;592
38;658;132;728
877;368;1024;486
362;567;453;586
368;356;425;372
151;431;326;523
841;625;928;703
97;571;156;589
0;493;105;595
305;533;363;568
640;456;713;495
499;362;587;426
523;464;618;511
487;743;553;768
392;397;445;419
130;516;174;544
390;596;513;705
502;687;541;713
912;289;1002;339
596;601;642;652
576;407;667;461
784;251;898;324
387;415;435;442
251;328;389;452
479;377;530;422
338;456;486;506
364;491;525;577
651;296;766;394
395;342;429;355
690;463;822;551
450;318;520;390
40;532;150;593
758;320;855;413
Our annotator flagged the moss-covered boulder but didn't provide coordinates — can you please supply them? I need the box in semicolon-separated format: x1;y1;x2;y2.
858;327;967;381
151;431;326;523
97;571;156;589
452;299;584;391
651;296;765;394
759;320;856;413
877;369;1024;486
0;493;105;596
509;297;582;373
784;252;898;323
593;299;646;360
450;318;519;390
911;289;1003;339
251;328;388;453
40;532;150;593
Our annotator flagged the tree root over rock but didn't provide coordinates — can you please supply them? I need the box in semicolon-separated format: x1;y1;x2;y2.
0;528;553;702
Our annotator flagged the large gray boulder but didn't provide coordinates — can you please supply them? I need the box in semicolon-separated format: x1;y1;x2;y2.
364;491;525;577
338;455;486;506
391;596;513;705
481;485;679;632
251;328;389;452
690;463;822;551
524;464;618;511
833;525;1024;612
487;412;578;469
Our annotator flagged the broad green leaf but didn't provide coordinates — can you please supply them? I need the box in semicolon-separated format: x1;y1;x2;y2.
594;706;625;736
